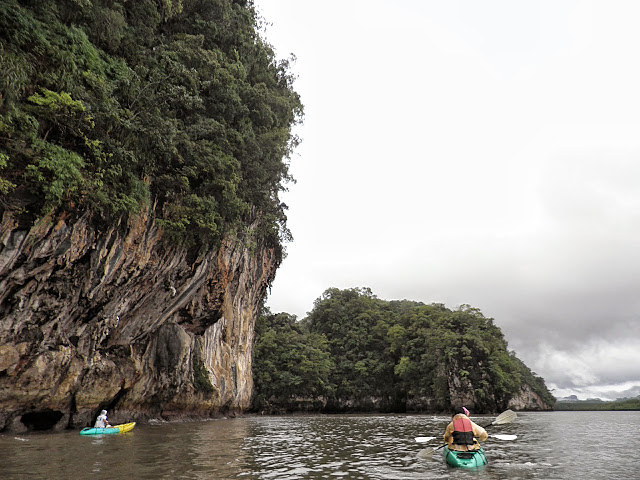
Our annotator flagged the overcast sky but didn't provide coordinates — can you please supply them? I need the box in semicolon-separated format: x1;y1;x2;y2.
257;0;640;401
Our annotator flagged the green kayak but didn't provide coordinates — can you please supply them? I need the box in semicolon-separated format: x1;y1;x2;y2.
443;446;487;468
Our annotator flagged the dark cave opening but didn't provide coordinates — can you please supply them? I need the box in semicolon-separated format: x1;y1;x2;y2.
20;410;64;431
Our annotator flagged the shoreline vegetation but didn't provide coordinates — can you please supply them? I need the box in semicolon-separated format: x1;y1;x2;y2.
252;287;555;415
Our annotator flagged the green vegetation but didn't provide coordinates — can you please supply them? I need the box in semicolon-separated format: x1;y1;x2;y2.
0;0;302;252
192;357;215;394
252;288;554;413
252;312;333;412
555;398;640;411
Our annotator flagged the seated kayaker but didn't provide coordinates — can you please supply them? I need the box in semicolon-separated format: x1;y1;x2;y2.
94;410;111;428
443;406;488;451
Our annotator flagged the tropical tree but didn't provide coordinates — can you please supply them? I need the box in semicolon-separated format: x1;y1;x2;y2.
252;310;333;412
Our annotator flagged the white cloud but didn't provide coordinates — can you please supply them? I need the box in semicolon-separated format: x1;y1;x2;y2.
259;0;640;400
537;341;640;400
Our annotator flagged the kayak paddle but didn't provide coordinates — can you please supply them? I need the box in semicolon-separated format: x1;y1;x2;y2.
414;436;437;443
481;409;517;428
415;434;517;443
416;443;447;457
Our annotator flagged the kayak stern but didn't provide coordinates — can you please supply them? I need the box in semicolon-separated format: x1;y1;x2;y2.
443;446;487;468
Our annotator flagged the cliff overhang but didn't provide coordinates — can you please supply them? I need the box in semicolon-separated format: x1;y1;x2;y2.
0;207;279;432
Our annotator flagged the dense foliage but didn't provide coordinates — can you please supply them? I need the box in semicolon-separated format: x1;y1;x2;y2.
252;312;333;412
0;0;302;251
252;288;554;413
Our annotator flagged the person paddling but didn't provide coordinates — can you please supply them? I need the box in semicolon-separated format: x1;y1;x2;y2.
443;406;488;451
94;410;111;428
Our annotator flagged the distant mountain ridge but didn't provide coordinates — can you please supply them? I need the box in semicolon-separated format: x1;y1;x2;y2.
555;396;640;410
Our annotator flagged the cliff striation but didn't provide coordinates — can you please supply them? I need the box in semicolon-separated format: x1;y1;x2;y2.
0;208;279;432
507;384;553;411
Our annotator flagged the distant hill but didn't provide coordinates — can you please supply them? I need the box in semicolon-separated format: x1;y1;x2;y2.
555;396;640;410
557;395;604;402
557;395;579;402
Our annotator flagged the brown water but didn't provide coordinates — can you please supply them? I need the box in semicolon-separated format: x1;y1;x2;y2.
1;411;638;479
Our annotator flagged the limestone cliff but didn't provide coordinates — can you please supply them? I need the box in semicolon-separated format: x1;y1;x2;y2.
507;383;553;411
447;369;554;412
0;208;279;432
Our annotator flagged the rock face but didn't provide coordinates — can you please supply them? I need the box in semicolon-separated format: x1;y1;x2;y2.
507;384;553;411
0;208;279;432
447;362;554;412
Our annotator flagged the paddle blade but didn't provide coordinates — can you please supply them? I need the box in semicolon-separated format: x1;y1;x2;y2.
491;409;517;426
417;447;436;458
491;434;517;441
415;436;437;443
417;444;447;458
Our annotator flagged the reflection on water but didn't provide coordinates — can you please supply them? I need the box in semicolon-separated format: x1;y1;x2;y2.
0;411;638;479
0;419;251;479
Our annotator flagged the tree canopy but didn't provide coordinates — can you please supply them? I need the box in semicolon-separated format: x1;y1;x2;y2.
253;288;555;413
0;0;302;253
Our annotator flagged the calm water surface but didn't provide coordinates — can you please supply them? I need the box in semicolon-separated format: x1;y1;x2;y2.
1;411;638;479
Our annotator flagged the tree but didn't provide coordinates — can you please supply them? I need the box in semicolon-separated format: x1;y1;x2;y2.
252;310;333;412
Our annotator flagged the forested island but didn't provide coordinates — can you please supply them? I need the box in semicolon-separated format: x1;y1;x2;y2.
253;288;555;414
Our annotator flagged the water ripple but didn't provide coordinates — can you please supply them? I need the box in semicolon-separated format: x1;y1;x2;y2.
1;411;638;479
